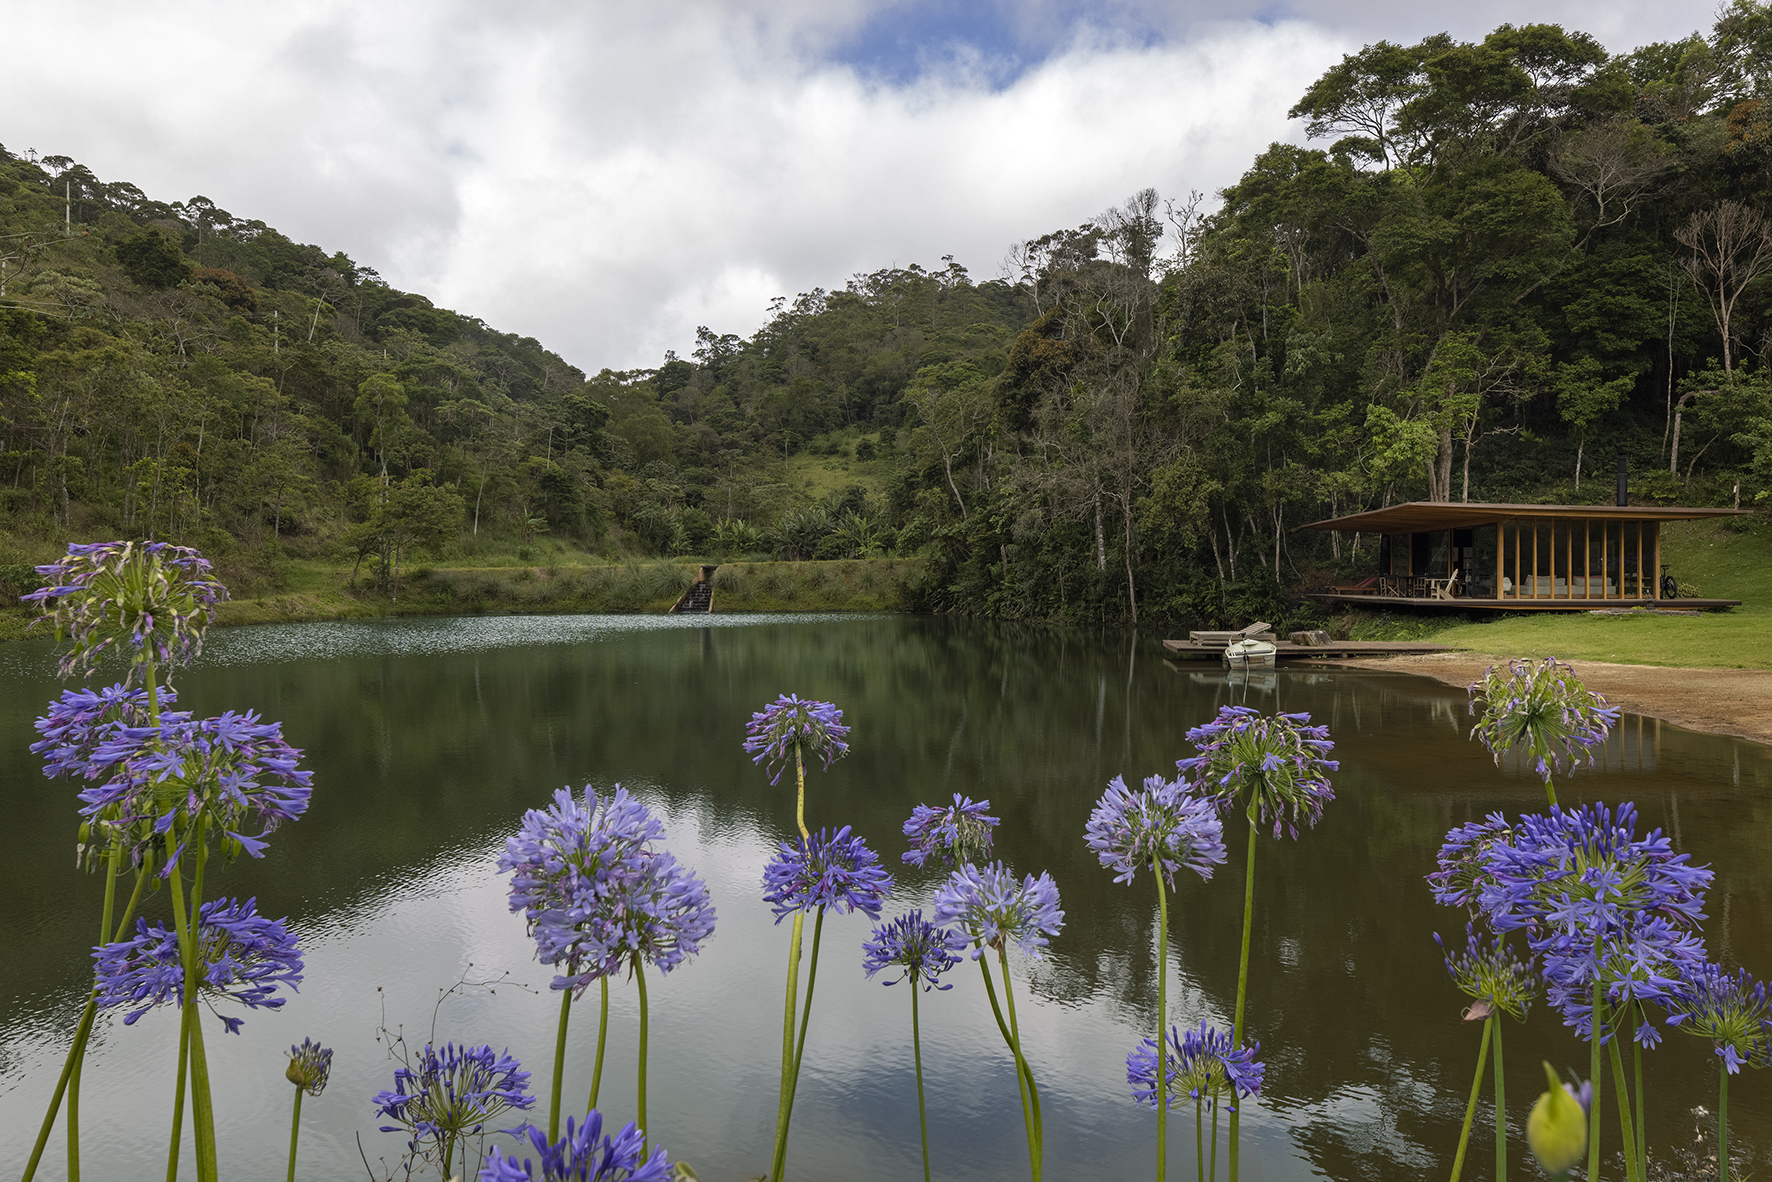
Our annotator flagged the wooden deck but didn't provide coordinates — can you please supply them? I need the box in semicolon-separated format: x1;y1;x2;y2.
1162;639;1468;661
1305;593;1741;612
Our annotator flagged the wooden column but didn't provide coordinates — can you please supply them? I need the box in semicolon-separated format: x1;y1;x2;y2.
1653;522;1662;599
1532;524;1540;598
1496;525;1506;600
1584;522;1592;599
1564;520;1572;599
1636;523;1645;598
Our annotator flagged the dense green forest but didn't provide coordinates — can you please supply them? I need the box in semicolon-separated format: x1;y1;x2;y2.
4;5;1772;627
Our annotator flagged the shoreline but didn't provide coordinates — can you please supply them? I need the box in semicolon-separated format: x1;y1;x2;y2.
1320;652;1772;749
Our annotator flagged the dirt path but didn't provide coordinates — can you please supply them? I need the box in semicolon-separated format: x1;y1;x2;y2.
1320;653;1772;748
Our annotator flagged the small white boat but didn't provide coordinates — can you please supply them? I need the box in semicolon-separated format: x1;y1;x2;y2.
1222;638;1277;668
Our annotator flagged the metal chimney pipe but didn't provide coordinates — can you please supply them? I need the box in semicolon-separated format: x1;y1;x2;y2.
1616;454;1628;507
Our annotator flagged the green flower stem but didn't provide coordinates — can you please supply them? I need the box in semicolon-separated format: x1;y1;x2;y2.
1195;1098;1205;1182
587;976;609;1113
1544;776;1557;808
1587;970;1603;1182
1718;1057;1730;1182
285;1087;303;1182
1447;1016;1492;1182
22;998;100;1182
1209;1101;1220;1182
976;951;1041;1128
770;906;825;1182
1632;1013;1645;1173
165;1005;192;1182
1606;1036;1642;1182
1155;857;1170;1182
998;943;1042;1182
636;959;650;1145
773;908;807;1153
793;744;808;840
185;827;218;1182
912;984;931;1182
1228;810;1258;1182
25;836;154;1182
549;986;572;1140
66;851;123;1182
1492;1015;1506;1182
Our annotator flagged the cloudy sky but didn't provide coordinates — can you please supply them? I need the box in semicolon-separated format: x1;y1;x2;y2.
1;0;1719;373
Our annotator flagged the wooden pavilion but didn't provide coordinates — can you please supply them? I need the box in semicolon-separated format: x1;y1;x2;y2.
1303;502;1746;611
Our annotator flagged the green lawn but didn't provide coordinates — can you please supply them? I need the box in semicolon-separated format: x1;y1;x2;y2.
1431;516;1772;668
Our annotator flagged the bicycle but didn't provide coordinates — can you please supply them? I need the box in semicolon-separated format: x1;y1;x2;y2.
1659;564;1678;600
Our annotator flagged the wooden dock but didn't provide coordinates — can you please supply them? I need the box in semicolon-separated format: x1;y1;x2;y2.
1162;639;1468;661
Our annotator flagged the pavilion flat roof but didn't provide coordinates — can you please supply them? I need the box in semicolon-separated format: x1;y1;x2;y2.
1303;501;1748;534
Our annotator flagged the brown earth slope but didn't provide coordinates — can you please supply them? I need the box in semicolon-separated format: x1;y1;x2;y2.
1322;653;1772;748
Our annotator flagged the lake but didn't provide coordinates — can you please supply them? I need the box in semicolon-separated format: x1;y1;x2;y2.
3;613;1769;1181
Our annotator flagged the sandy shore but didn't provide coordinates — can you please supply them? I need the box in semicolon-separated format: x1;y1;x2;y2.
1320;653;1772;748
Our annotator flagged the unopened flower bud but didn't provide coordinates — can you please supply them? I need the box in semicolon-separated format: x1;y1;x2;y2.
1527;1061;1588;1177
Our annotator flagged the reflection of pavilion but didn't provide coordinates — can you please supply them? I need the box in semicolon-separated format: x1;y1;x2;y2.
1304;502;1747;611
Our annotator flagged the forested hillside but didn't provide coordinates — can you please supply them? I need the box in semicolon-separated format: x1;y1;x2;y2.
4;5;1772;628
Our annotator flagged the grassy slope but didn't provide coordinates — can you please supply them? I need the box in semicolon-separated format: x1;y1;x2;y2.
1428;516;1772;668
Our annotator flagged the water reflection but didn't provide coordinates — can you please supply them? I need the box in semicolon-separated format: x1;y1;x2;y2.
3;615;1769;1181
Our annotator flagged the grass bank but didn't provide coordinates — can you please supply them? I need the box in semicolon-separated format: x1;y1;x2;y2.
1383;516;1772;669
0;556;925;640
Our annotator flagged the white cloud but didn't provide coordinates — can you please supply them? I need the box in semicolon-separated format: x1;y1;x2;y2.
0;0;1718;373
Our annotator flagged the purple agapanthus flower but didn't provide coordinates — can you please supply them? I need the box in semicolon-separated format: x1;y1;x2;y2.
762;825;893;920
1468;658;1620;786
902;794;999;870
862;910;968;991
1435;923;1537;1021
286;1037;334;1095
93;896;303;1034
1176;706;1338;840
1477;802;1711;937
1474;802;1712;1046
742;694;851;785
932;861;1064;960
1127;1022;1263;1113
499;785;716;993
23;540;227;684
1085;773;1227;890
373;1043;534;1158
74;708;312;873
31;683;174;781
1666;962;1772;1073
1426;812;1516;912
1541;912;1708;1045
478;1111;673;1182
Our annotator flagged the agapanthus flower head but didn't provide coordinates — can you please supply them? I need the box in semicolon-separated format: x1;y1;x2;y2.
373;1042;534;1151
31;683;174;781
1435;924;1536;1022
901;794;999;869
1474;801;1712;1046
1468;658;1620;786
762;825;893;920
742;694;850;785
1477;801;1712;937
286;1037;334;1096
932;861;1064;960
862;910;968;991
1541;911;1708;1046
1176;706;1338;840
23;540;227;685
1426;812;1515;912
1127;1022;1263;1113
94;896;303;1034
500;785;716;992
74;708;313;873
1666;962;1772;1074
1085;773;1226;890
478;1110;673;1182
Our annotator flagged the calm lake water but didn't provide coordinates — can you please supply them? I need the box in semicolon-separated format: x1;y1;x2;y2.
3;613;1770;1181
